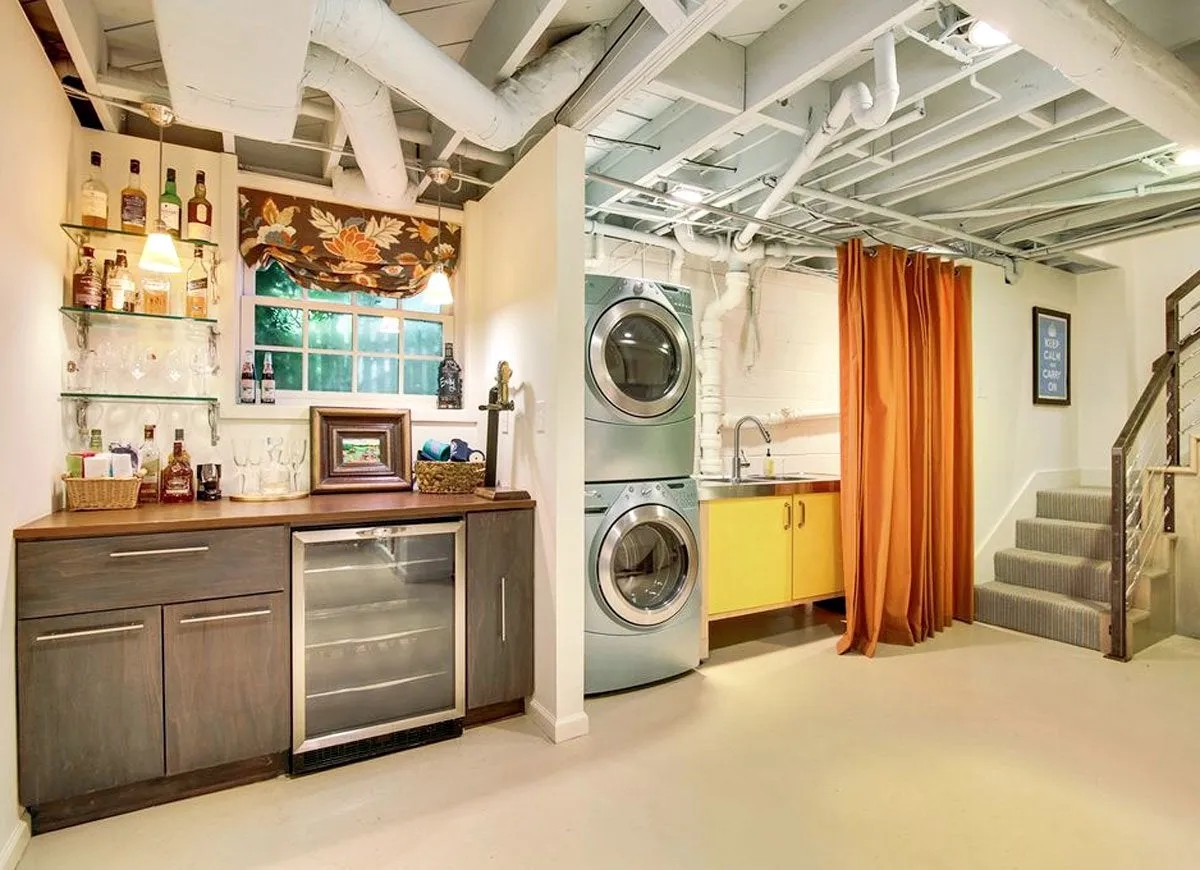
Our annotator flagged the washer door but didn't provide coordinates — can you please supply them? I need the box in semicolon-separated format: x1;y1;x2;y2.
597;504;698;627
589;298;692;418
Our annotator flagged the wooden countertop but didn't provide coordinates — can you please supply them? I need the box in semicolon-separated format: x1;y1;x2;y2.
14;492;536;541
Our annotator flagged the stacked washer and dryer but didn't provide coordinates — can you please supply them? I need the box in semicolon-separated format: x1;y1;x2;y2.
583;275;702;694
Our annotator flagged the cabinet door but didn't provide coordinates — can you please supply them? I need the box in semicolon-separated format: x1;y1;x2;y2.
18;607;164;805
466;510;534;710
163;593;288;775
792;493;844;600
706;496;793;617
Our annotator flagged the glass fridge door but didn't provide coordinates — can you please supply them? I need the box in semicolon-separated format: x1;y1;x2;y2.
292;522;465;752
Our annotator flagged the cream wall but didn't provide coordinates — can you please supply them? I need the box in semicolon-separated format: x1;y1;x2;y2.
0;4;73;864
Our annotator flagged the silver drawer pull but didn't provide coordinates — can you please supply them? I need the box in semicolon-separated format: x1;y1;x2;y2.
357;527;405;538
109;545;210;559
36;623;144;642
180;609;271;625
500;576;508;643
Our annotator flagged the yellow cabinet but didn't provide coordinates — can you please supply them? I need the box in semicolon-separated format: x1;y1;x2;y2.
704;496;793;617
791;493;844;600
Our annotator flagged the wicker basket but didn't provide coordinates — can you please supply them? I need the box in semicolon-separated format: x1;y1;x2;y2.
415;461;486;494
62;474;143;511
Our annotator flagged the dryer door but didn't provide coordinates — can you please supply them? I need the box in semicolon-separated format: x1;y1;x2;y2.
589;298;692;418
597;504;698;627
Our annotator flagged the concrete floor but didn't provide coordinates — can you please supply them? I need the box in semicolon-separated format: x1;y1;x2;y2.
19;620;1200;869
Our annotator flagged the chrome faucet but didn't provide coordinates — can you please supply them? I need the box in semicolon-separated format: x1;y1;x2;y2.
731;415;771;483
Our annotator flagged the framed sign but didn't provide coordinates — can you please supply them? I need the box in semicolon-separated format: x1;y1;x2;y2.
310;407;413;494
1032;307;1071;406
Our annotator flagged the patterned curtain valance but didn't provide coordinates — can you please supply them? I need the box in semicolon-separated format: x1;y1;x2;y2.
238;187;460;297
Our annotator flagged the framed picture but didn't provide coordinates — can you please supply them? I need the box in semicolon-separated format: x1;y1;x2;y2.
310;407;413;494
1032;307;1071;406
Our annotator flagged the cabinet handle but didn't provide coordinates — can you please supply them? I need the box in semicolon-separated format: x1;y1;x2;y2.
797;500;807;529
356;527;406;538
109;545;209;559
35;622;144;642
784;501;791;530
500;576;508;643
584;490;600;498
179;608;271;625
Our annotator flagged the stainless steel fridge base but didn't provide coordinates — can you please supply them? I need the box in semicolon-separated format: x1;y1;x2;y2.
290;718;463;775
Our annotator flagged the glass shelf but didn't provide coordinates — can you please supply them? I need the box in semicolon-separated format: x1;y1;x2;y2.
61;223;217;250
61;392;218;404
60;306;217;326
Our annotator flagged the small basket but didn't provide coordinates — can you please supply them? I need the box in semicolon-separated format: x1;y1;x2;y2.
414;461;486;494
62;474;143;511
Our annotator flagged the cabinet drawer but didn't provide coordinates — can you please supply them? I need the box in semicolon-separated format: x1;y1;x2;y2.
17;527;288;619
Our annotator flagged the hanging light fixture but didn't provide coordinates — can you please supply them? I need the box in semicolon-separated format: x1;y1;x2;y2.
139;103;182;273
418;162;454;308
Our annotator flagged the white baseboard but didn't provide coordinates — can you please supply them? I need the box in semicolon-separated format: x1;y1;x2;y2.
527;698;589;744
975;468;1081;583
0;814;30;870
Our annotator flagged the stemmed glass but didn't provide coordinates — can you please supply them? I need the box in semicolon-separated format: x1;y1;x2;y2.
189;344;216;396
288;439;309;492
232;438;253;495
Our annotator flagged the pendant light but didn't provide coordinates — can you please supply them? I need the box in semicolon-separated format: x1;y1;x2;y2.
419;162;454;308
139;103;182;274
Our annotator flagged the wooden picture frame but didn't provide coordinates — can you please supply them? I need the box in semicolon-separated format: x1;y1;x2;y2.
310;407;413;494
1032;306;1071;406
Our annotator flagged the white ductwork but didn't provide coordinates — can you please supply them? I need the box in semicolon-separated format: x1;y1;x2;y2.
674;224;832;270
735;31;899;249
697;271;751;477
311;0;606;150
583;220;685;283
955;0;1200;148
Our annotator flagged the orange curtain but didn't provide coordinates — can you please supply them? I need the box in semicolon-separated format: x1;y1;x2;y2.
837;238;974;657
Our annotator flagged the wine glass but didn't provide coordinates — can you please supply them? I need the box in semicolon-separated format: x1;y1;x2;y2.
288;438;309;492
164;348;185;391
232;438;252;495
189;345;216;396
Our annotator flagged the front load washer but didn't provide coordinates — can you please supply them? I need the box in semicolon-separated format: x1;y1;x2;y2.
584;477;701;694
585;275;696;483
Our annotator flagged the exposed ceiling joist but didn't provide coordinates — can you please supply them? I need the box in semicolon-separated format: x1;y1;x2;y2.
996;186;1200;244
44;0;122;131
637;0;689;32
646;33;744;114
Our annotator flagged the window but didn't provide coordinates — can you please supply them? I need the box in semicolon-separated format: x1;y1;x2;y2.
242;261;452;397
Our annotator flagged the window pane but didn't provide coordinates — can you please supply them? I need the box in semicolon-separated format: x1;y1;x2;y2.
404;359;439;396
255;350;302;391
402;294;444;314
404;319;444;357
255;305;303;347
309;288;353;304
357;292;398;309
358;315;400;354
358;356;400;394
308;311;352;350
309;354;352;392
255;261;302;299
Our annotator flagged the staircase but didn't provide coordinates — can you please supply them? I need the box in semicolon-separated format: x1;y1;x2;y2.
976;487;1170;653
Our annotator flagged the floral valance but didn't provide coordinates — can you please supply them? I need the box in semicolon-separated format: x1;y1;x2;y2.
238;187;460;297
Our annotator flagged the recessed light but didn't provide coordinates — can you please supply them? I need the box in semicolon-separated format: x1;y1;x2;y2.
966;20;1011;48
670;186;707;204
1175;148;1200;168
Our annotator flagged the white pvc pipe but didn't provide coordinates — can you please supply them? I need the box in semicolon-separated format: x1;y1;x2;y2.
697;271;751;477
583;220;686;283
674;224;831;270
734;31;899;249
919;181;1200;221
311;0;605;150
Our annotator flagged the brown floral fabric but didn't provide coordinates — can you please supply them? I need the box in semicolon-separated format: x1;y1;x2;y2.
238;187;460;297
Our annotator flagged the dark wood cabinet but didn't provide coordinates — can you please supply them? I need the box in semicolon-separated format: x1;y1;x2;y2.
163;592;289;775
17;606;165;805
466;509;535;710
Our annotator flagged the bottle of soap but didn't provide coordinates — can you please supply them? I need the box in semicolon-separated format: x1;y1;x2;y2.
763;448;775;478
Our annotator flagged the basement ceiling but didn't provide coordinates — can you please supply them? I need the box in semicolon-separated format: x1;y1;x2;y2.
23;0;1200;273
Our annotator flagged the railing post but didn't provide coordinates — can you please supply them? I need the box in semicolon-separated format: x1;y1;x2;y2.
1109;447;1129;661
1165;300;1180;534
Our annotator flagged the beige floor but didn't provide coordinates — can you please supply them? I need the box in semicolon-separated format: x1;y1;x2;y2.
19;620;1200;870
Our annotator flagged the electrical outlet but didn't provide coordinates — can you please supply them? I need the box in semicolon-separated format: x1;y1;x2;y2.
535;401;547;433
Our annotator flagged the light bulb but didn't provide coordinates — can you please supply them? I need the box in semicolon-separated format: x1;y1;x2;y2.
139;227;182;273
967;20;1011;48
420;264;453;307
1175;148;1200;167
671;186;706;204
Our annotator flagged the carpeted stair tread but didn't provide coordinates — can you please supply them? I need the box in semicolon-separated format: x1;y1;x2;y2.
1015;516;1111;560
994;547;1109;602
976;581;1106;650
1036;487;1112;524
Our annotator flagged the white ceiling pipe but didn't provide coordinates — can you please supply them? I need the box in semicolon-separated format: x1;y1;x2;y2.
310;0;605;150
955;0;1200;148
697;270;751;478
583;220;685;284
674;223;832;271
734;31;900;249
919;180;1200;221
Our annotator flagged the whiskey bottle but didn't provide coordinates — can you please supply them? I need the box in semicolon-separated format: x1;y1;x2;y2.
120;159;147;234
186;171;212;242
261;352;276;404
437;342;463;409
106;250;136;312
80;151;108;229
185;246;209;318
137;424;161;504
159;167;182;237
240;350;257;403
71;246;103;310
160;429;195;503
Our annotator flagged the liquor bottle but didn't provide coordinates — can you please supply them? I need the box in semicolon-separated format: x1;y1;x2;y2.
71;245;103;310
185;246;209;318
140;276;170;315
137;424;161;504
120;159;147;234
106;250;136;312
187;170;212;242
240;350;257;403
88;429;103;452
261;352;276;404
80;151;108;229
160;428;195;504
437;342;463;409
159;167;182;237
